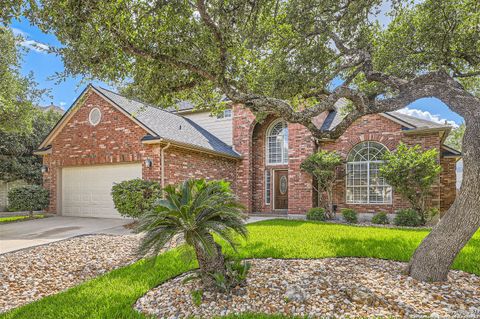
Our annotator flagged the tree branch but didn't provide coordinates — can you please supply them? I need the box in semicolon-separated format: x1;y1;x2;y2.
195;0;228;82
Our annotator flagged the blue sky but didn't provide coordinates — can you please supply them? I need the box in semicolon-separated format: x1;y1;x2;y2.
10;18;464;126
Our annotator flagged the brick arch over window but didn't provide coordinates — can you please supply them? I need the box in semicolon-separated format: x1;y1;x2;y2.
345;141;393;205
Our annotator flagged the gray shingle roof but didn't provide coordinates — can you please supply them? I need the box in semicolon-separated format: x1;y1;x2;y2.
320;109;450;131
94;86;240;158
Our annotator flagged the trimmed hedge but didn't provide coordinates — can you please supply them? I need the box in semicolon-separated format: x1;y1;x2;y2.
306;208;326;221
393;209;422;227
111;179;162;218
341;208;358;224
371;212;389;225
8;185;49;214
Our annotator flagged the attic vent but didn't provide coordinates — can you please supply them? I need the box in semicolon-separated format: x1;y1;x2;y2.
89;108;102;126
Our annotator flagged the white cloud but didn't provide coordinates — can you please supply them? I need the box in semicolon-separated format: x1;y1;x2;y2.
59;102;67;107
10;27;50;54
19;39;50;53
397;107;459;127
11;27;27;37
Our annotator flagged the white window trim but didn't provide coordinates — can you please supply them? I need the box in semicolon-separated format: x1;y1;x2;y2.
89;107;102;126
215;109;232;120
265;119;289;166
345;142;393;205
265;170;271;205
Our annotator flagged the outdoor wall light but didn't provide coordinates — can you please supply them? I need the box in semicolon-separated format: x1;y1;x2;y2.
41;165;49;173
144;158;153;168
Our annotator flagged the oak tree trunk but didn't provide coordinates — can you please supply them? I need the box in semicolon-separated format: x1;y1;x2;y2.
407;116;480;281
193;235;227;288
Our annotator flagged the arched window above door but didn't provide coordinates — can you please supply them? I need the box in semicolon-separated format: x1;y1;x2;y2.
266;120;288;165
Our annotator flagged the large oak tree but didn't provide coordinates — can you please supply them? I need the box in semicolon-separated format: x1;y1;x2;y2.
2;0;479;281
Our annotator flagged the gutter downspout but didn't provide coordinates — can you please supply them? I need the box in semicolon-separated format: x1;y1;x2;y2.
160;142;171;190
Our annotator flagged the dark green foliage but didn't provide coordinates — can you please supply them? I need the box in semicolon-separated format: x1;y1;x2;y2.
2;221;480;319
394;209;422;227
190;290;203;307
371;212;389;225
301;151;343;218
341;209;358;224
0;110;61;184
380;143;441;225
8;185;49;215
111;179;162;218
0;27;47;133
306;208;326;221
445;124;465;152
136;179;247;288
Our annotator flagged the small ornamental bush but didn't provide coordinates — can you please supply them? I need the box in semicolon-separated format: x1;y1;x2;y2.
8;185;49;217
371;212;389;225
306;207;326;221
341;208;358;224
393;209;422;227
111;179;162;218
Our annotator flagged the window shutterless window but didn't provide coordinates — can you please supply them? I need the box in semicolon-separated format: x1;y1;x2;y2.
266;120;288;165
346;141;392;204
265;170;271;205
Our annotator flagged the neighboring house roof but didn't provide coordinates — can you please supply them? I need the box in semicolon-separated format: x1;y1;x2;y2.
36;103;65;115
37;85;240;159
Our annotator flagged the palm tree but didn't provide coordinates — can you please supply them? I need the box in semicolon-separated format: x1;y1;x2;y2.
136;179;248;287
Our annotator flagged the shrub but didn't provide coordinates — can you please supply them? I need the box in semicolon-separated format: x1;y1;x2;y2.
341;208;358;223
380;143;441;225
306;207;326;221
393;209;422;227
301;150;343;219
371;212;389;225
111;179;162;218
8;185;49;217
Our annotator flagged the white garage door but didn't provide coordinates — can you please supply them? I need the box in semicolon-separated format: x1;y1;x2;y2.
61;163;142;218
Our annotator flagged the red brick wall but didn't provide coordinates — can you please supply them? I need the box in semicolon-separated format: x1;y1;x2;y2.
233;106;315;214
440;157;457;214
42;91;159;213
232;104;257;213
319;113;449;214
163;145;237;188
42;90;238;214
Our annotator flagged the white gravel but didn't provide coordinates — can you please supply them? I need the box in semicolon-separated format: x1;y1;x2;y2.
135;258;480;318
0;234;142;313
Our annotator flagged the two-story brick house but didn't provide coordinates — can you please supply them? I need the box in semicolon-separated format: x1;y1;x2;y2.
36;85;460;219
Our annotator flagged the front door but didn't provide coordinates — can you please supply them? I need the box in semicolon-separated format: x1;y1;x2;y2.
274;170;288;210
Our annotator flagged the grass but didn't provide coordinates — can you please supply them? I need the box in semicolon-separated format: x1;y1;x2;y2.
0;214;44;224
2;219;479;319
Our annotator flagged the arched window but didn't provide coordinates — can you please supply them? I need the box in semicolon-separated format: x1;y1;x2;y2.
346;141;392;204
266;120;288;165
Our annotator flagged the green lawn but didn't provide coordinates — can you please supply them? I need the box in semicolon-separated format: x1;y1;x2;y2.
0;214;44;223
2;220;479;319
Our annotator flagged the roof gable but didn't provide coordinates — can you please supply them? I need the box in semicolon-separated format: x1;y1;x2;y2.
38;85;240;159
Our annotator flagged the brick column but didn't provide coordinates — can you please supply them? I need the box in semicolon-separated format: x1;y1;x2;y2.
287;123;315;214
232;104;257;213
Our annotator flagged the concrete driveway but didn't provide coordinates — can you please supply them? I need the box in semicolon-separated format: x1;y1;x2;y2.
0;216;133;254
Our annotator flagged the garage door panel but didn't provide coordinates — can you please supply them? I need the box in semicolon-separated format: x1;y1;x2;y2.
61;163;142;218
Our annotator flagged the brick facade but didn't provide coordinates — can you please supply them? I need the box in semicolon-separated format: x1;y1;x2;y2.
42;90;457;217
42;91;237;213
232;108;316;214
319;113;452;214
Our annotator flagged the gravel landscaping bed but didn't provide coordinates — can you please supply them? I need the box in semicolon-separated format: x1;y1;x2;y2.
135;258;480;318
0;234;144;312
